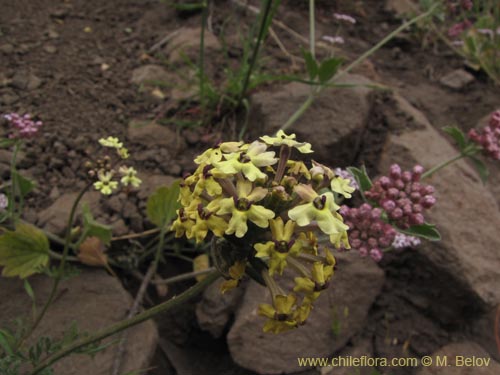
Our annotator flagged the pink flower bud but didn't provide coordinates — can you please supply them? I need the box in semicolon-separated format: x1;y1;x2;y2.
370;248;383;262
389;164;401;179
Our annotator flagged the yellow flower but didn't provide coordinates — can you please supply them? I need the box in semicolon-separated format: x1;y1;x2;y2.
260;130;313;154
286;160;311;179
171;208;195;237
254;218;301;275
331;176;355;199
330;230;350;249
310;160;334;181
215;180;274;238
117;147;129;159
258;294;298;334
99;136;123;149
119;166;142;188
297;231;318;255
190;205;228;243
216;141;277;181
288;184;348;235
94;170;118;195
220;261;246;293
194;147;224;165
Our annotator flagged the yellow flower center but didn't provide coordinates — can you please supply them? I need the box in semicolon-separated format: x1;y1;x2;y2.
236;197;251;211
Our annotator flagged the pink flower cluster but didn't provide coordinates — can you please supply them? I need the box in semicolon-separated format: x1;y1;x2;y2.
365;164;436;230
340;204;396;262
448;20;472;37
3;113;42;138
468;109;500;161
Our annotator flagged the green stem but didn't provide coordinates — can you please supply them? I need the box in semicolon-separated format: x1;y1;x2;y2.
337;3;439;80
421;153;465;179
9;141;20;223
29;271;220;375
280;3;439;131
236;0;274;110
309;0;315;59
16;183;92;351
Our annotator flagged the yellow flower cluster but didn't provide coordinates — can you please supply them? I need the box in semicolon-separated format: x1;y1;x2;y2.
172;130;355;333
91;137;141;195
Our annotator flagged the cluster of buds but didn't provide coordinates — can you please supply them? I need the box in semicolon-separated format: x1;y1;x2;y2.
468;109;500;161
448;20;472;38
2;113;42;138
339;204;396;262
87;137;141;195
365;164;436;230
173;130;355;333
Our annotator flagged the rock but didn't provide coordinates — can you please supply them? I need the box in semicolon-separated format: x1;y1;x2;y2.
196;278;245;338
0;92;19;105
0;43;14;54
439;69;475;90
130;64;196;101
43;44;57;54
385;0;417;16
11;70;42;90
111;218;128;236
128;119;182;151
249;74;375;166
36;191;102;236
320;339;373;375
377;94;500;309
471;308;500;362
49;186;61;200
227;252;385;374
137;173;178;200
158;338;255;375
165;27;221;65
417;341;500;375
130;64;171;86
0;270;158;375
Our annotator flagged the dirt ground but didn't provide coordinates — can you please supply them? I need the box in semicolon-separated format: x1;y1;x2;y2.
1;0;500;374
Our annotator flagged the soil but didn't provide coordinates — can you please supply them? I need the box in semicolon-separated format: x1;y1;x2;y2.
1;0;499;374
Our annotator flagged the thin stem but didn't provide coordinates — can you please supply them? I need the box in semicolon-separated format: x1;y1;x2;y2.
29;271;220;375
337;4;439;80
199;0;208;117
111;228;160;241
309;0;315;59
421;153;465;179
236;0;274;109
153;267;216;285
280;4;439;131
9;141;20;222
16;183;92;351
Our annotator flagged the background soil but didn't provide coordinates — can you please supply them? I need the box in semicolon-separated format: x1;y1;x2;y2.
1;0;499;374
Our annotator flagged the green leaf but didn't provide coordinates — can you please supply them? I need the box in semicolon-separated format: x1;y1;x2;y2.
82;204;112;245
12;171;36;198
302;51;318;80
317;57;343;83
146;181;181;228
347;166;373;193
0;138;17;148
0;223;50;278
0;329;14;355
398;223;441;241
443;126;467;150
24;279;35;301
468;156;489;183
